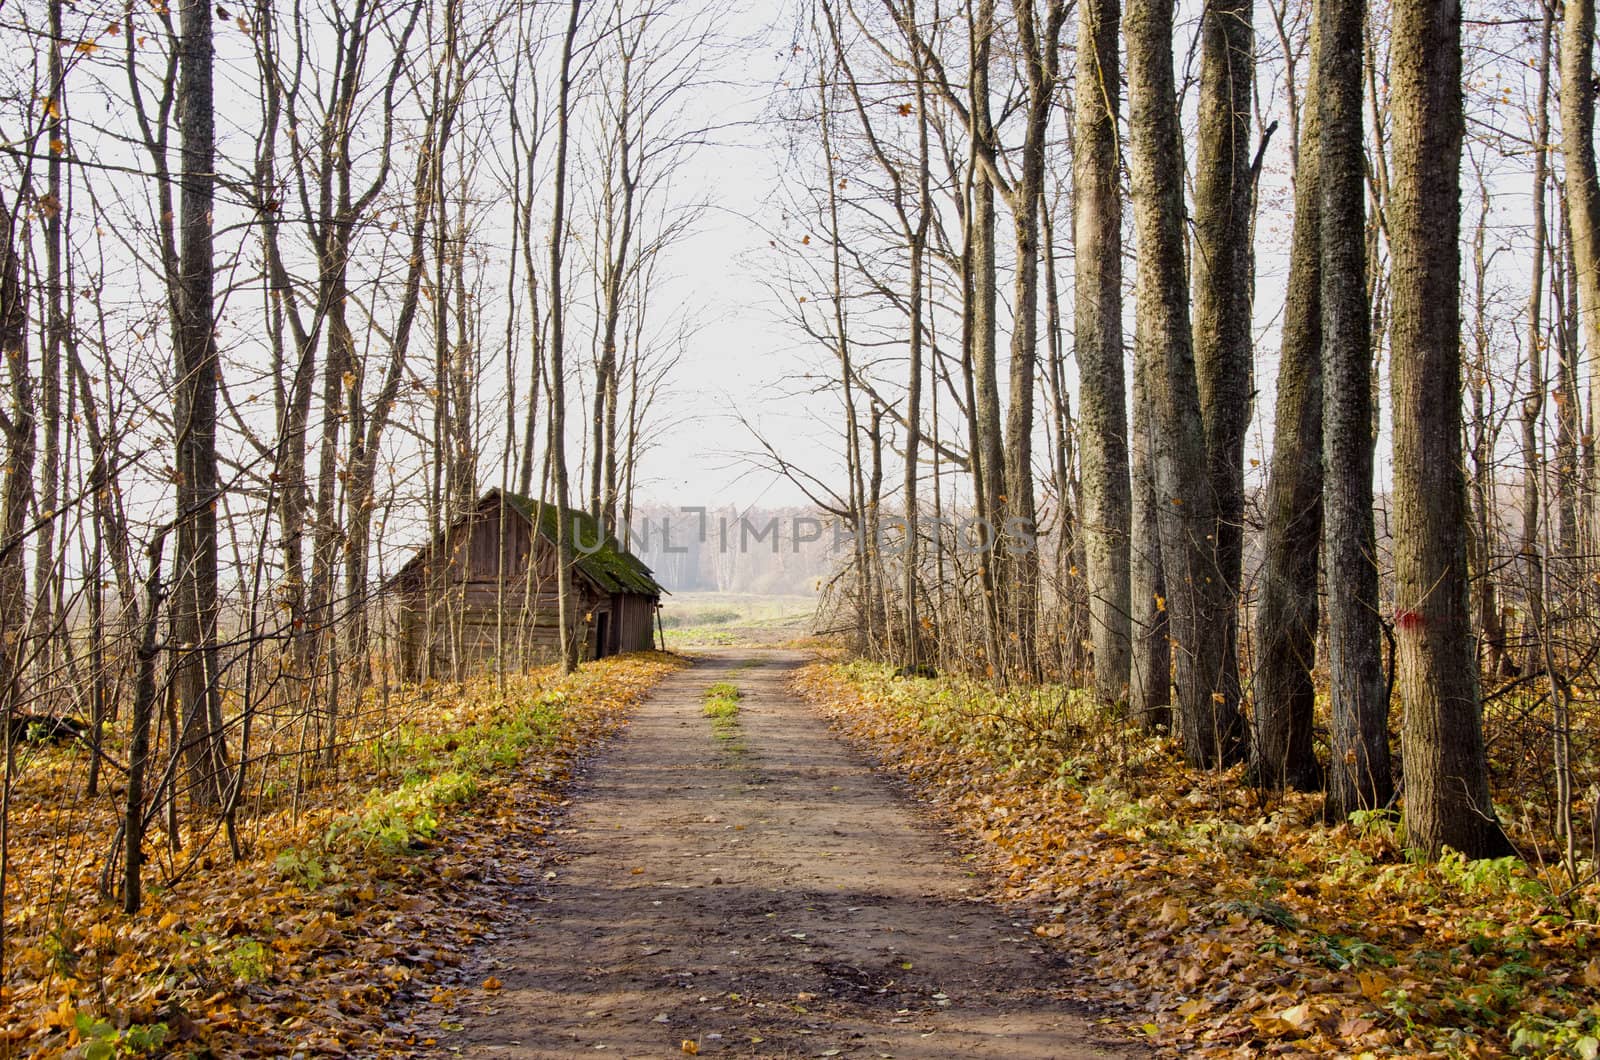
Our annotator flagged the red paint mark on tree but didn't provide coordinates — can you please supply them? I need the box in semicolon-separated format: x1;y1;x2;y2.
1395;608;1424;631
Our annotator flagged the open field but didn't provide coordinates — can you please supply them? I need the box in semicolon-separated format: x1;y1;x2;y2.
659;591;819;648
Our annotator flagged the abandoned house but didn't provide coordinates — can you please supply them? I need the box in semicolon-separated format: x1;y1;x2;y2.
384;489;666;680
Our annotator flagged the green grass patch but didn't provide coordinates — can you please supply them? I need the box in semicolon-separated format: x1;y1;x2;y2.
274;685;576;887
703;682;742;741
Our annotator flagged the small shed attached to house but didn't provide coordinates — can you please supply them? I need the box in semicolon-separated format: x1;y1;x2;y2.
385;489;665;681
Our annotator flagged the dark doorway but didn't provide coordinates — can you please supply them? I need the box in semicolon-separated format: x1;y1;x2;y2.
594;612;611;659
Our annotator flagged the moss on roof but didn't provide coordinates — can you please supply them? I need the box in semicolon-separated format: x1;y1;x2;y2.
498;491;665;597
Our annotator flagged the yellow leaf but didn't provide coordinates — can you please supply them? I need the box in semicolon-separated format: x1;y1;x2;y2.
681;1041;699;1055
482;976;503;990
1357;970;1392;1002
1278;1002;1313;1029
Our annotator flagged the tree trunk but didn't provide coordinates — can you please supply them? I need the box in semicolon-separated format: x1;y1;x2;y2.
1072;0;1132;707
1130;313;1170;730
1521;0;1554;671
32;0;66;666
1126;0;1244;766
1190;0;1254;746
122;535;168;913
1563;0;1600;540
903;0;931;670
1252;12;1323;792
549;0;582;673
1466;191;1507;680
1390;0;1511;858
968;0;1008;674
171;0;228;810
0;199;33;756
1002;0;1065;681
1320;0;1392;817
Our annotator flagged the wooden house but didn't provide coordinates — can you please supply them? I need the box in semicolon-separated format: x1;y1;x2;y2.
384;490;665;680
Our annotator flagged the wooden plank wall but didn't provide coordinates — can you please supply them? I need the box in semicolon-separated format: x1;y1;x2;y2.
393;502;657;679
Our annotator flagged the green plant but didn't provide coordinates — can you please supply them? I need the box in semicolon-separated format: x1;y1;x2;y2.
1435;850;1546;899
272;849;330;889
227;938;270;982
347;771;478;853
73;1012;168;1059
1510;1009;1600;1058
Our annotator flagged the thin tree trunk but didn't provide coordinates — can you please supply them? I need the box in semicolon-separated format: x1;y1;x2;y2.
1321;0;1392;817
122;533;168;913
1129;313;1170;729
172;0;228;810
1001;0;1066;681
1521;0;1554;671
549;0;583;673
1556;196;1581;558
0;197;33;769
1253;12;1323;792
32;0;66;668
1466;190;1507;679
969;0;1008;674
903;0;931;671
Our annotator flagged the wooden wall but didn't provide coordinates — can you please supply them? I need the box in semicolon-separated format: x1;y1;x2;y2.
392;502;658;681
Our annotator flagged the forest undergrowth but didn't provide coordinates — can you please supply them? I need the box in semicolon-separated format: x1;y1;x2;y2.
796;660;1600;1058
0;652;686;1059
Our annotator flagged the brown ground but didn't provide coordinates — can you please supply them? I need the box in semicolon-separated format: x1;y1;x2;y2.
414;649;1138;1059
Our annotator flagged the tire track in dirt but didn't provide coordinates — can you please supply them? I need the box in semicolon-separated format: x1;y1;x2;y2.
425;648;1138;1059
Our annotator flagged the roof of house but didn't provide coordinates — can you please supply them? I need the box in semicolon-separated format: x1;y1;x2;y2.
496;491;665;597
386;489;666;598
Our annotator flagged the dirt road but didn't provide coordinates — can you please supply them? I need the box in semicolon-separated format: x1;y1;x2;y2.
426;649;1134;1058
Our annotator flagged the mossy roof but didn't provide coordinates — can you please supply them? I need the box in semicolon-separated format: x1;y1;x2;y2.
497;491;665;597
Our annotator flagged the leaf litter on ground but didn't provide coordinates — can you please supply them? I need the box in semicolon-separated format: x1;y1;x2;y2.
793;660;1600;1059
1;651;686;1059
